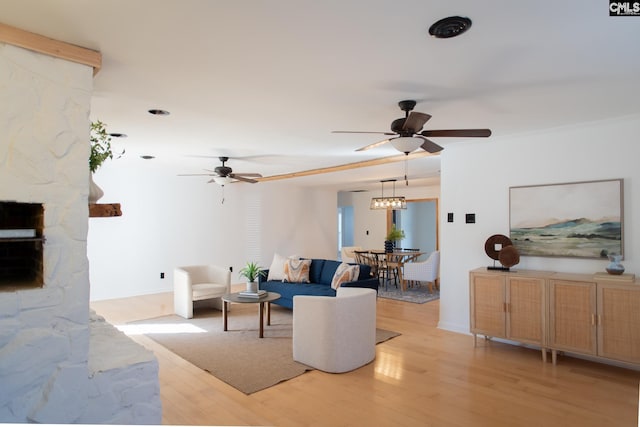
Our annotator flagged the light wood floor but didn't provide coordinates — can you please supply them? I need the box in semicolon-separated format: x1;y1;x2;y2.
91;288;640;427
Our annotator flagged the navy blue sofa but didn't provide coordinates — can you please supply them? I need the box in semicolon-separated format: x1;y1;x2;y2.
258;258;379;309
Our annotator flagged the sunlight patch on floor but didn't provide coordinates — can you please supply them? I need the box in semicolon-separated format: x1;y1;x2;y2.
116;323;207;335
374;351;404;380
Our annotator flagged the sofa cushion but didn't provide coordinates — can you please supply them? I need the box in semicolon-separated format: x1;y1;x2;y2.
283;259;311;283
331;263;360;290
319;259;342;285
259;280;336;309
308;259;325;284
357;264;372;280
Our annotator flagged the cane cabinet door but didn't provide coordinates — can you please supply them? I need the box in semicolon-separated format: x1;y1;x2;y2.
597;283;640;364
470;273;505;338
548;279;597;355
506;277;545;346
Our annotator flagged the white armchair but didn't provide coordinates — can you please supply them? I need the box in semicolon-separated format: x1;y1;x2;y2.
174;265;231;319
402;251;440;293
293;287;377;373
340;246;362;264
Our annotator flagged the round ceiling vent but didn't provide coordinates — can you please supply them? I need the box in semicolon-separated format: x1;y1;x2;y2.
429;16;472;39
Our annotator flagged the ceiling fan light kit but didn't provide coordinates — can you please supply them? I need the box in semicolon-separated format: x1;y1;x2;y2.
390;136;423;154
212;176;232;186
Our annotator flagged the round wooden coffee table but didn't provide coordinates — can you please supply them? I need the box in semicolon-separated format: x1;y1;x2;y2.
221;292;281;338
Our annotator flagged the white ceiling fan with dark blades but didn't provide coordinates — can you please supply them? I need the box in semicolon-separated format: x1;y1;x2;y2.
178;156;262;185
332;100;491;154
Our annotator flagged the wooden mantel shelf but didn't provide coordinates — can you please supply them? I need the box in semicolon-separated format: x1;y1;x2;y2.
89;203;122;217
0;23;101;75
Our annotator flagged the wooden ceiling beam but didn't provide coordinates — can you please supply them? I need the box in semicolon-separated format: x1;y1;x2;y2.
0;22;101;75
257;151;435;182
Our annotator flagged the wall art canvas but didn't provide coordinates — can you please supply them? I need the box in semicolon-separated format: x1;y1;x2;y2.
509;179;623;259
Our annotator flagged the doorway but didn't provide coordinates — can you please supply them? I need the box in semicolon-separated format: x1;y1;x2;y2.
387;198;438;257
338;206;355;259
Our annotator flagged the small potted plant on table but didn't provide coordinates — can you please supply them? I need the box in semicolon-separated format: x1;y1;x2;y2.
239;261;266;293
385;225;405;253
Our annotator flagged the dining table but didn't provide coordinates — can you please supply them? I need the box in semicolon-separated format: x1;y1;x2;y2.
368;249;425;291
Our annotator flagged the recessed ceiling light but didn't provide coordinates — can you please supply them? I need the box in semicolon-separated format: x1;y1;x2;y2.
140;155;155;160
108;133;128;138
429;16;472;39
148;109;170;116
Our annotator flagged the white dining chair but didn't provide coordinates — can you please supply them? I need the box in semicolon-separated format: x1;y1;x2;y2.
340;246;362;263
402;251;440;293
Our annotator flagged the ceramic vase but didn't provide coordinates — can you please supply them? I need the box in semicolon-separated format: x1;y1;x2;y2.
606;254;625;275
246;281;258;293
89;173;104;203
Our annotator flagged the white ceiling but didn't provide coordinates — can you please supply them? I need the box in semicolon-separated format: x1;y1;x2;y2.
2;1;639;191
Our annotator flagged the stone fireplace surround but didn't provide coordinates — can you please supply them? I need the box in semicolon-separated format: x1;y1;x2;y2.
0;33;161;423
0;201;44;289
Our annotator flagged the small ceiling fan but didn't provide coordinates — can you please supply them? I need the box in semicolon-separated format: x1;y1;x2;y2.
333;100;491;154
178;156;262;185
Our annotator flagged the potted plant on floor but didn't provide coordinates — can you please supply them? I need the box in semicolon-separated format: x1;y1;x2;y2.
239;261;266;293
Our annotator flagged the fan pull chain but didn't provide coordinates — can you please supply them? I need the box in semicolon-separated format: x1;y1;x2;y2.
221;184;225;204
404;155;409;186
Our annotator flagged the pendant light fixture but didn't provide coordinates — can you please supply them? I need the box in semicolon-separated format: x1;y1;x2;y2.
370;179;407;210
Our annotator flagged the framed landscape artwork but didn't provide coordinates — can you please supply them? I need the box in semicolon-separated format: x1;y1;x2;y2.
509;179;623;259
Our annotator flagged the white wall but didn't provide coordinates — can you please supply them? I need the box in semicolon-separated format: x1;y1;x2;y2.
439;115;640;333
400;201;437;253
88;166;338;300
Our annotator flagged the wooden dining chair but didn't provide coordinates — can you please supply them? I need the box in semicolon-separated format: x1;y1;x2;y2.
380;253;402;290
353;251;377;279
353;250;368;265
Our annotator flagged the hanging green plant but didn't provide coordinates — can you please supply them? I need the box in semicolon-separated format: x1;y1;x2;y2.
90;120;124;173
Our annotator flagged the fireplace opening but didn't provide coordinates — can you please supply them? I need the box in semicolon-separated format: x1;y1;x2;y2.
0;202;44;290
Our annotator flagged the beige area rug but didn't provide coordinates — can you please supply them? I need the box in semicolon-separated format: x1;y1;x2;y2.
127;304;400;394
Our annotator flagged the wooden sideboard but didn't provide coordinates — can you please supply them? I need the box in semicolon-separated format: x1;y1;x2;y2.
469;267;640;367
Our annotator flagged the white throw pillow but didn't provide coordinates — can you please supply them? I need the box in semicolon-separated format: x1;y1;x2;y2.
266;253;300;281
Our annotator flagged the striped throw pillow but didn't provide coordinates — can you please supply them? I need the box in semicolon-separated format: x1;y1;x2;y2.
283;259;311;283
331;263;360;290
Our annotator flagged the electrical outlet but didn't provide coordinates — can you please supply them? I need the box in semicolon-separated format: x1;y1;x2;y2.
447;212;454;223
466;213;476;224
160;272;165;279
